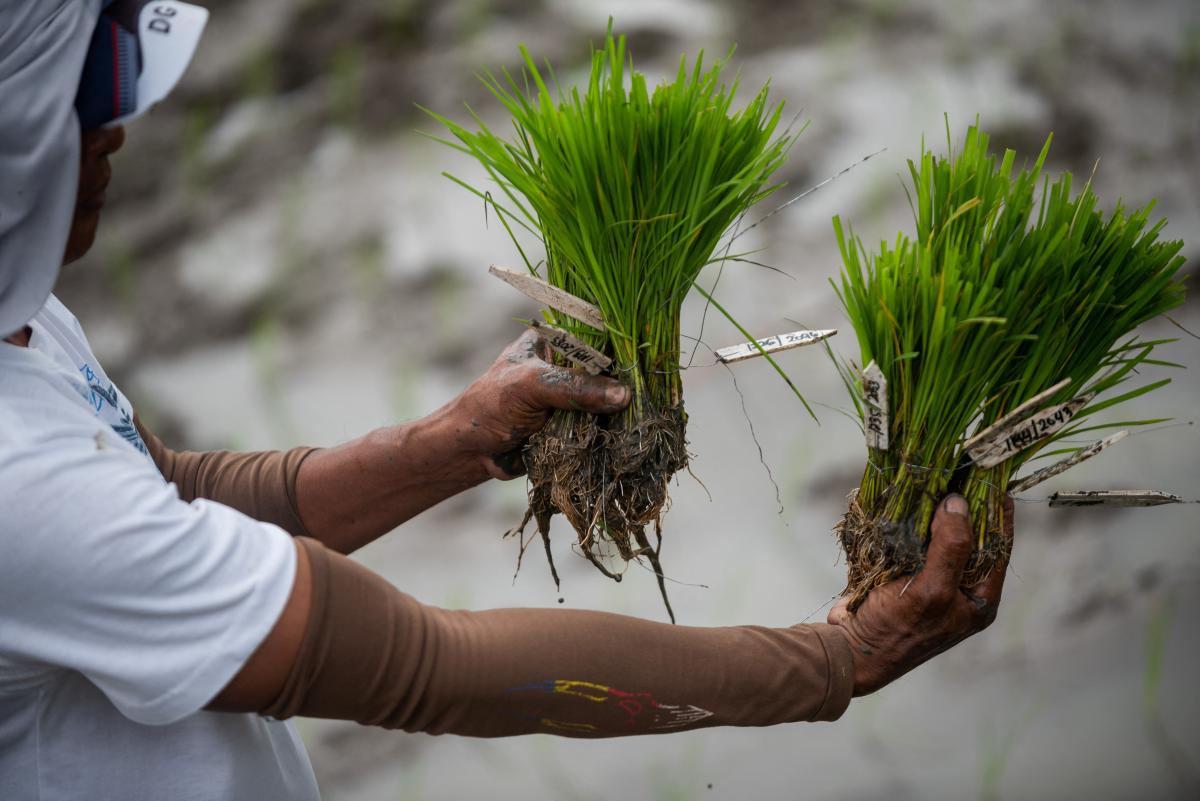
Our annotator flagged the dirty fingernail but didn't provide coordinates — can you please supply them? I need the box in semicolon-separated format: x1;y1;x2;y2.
944;494;968;516
605;384;630;407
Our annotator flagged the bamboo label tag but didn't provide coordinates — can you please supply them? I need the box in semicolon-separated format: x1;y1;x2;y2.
963;378;1072;452
489;266;605;330
862;360;889;451
968;395;1092;468
714;329;836;364
529;322;612;375
1049;490;1184;508
1008;431;1128;494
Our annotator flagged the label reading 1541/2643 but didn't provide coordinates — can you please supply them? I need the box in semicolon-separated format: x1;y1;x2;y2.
967;395;1091;468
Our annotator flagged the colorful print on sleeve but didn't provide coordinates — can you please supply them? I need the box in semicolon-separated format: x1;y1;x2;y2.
509;679;713;734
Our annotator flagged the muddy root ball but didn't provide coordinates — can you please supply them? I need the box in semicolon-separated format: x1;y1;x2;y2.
514;406;688;620
835;489;1011;611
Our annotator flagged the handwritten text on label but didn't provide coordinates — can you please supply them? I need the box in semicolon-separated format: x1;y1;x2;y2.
529;322;612;375
968;395;1092;468
862;360;889;451
714;329;836;364
963;378;1072;452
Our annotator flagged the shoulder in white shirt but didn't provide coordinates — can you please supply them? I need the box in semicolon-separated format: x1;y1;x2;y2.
0;296;320;801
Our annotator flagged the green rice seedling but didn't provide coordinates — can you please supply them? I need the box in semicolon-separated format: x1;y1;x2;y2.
426;27;796;617
832;120;1187;606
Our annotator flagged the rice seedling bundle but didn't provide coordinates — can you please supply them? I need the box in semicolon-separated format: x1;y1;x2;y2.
428;28;796;614
832;121;1188;607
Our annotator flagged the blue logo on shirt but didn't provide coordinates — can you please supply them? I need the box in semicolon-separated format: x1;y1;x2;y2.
79;363;148;455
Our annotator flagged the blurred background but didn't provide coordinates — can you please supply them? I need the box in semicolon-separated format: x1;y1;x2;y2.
62;0;1199;798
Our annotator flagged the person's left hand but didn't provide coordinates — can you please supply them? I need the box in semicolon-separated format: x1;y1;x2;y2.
444;329;631;480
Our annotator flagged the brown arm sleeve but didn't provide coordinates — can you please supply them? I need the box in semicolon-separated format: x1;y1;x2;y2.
262;537;854;737
135;415;318;538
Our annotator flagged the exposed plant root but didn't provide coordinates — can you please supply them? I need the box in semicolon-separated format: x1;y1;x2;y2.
634;520;675;624
835;488;1012;611
510;405;689;621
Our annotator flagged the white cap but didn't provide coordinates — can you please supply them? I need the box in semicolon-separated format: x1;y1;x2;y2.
111;1;209;126
0;1;207;336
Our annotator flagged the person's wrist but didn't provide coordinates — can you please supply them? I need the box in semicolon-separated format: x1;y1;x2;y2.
395;401;494;485
809;623;856;718
831;622;889;697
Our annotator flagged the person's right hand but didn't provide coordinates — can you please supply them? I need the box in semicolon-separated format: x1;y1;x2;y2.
444;328;631;480
828;494;1014;696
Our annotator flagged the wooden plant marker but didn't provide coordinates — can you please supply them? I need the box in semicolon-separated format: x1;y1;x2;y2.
861;360;889;451
967;393;1093;469
1008;431;1128;494
1048;490;1185;508
714;329;836;364
963;378;1073;453
489;265;605;330
528;321;613;375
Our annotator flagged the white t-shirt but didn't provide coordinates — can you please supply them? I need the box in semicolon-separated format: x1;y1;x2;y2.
0;296;321;801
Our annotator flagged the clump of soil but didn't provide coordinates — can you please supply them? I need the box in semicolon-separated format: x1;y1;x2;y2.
834;488;1011;611
510;405;689;621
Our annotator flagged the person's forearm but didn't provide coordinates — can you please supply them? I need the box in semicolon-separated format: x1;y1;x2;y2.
294;400;492;553
135;415;317;537
258;537;855;736
137;402;490;553
138;331;630;552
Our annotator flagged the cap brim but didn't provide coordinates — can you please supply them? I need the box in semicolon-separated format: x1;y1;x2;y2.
110;2;208;126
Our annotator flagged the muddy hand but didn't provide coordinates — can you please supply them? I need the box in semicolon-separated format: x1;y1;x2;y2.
827;494;1014;696
448;329;631;480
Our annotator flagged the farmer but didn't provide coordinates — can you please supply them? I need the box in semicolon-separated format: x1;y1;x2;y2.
0;2;1013;799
